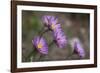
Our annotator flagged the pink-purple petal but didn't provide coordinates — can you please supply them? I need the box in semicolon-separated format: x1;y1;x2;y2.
42;15;59;30
70;38;85;58
75;42;85;58
32;36;48;55
53;28;67;48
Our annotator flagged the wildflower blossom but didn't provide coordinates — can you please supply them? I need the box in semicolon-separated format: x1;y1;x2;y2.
70;38;85;58
42;15;59;31
53;28;67;48
32;36;48;54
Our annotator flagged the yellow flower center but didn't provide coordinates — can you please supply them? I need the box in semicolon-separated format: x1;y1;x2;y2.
51;24;55;30
37;42;43;49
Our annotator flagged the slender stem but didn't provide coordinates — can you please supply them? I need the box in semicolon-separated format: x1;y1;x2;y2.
26;48;37;61
40;29;49;38
66;50;76;59
38;26;45;35
38;54;44;61
26;26;53;61
26;27;49;61
49;40;54;47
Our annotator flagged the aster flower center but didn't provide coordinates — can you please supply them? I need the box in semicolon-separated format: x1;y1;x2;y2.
37;43;43;49
51;24;55;30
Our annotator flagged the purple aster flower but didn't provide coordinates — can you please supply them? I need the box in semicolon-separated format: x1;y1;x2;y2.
53;28;67;48
32;36;48;55
70;38;85;58
42;15;59;31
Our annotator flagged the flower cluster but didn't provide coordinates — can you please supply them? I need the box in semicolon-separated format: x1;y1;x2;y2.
43;15;67;48
32;15;85;58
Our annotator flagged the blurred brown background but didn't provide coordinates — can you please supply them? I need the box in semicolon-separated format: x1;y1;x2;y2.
22;10;90;62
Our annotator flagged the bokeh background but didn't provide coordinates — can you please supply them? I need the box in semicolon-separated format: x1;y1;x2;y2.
22;10;90;62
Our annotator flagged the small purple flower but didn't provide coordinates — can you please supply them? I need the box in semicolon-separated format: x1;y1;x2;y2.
42;15;59;31
53;28;67;48
32;36;48;55
70;38;85;58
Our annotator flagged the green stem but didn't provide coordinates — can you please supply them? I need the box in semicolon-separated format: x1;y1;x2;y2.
40;29;49;38
26;48;37;62
49;40;54;47
26;28;49;61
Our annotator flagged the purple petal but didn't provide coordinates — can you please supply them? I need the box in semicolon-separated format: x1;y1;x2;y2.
42;15;59;31
75;42;85;58
50;17;58;25
53;28;67;48
70;38;85;58
32;36;48;54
